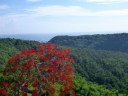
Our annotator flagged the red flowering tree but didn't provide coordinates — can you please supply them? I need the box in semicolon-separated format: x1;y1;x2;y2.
0;42;75;96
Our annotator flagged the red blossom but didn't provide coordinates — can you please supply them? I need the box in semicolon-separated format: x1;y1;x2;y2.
51;87;55;94
32;89;38;96
32;82;38;87
1;82;9;88
72;90;76;96
2;42;75;96
0;89;8;96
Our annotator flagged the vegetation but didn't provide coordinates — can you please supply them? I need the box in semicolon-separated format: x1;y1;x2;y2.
70;48;128;94
50;33;128;94
73;75;121;96
0;38;38;68
0;35;128;96
0;70;122;96
0;42;75;96
50;33;128;53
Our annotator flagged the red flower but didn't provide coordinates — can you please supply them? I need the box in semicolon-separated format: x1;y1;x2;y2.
32;82;38;87
3;42;75;96
72;90;75;96
48;68;52;73
0;89;8;96
26;64;31;69
54;45;58;48
51;87;55;94
32;89;38;96
1;82;9;87
29;59;34;65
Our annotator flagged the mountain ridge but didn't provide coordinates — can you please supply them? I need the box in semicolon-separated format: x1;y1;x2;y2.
49;33;128;53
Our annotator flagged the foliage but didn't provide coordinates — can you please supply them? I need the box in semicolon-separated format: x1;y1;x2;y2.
0;38;38;68
0;37;128;95
73;75;121;96
49;33;128;94
70;48;128;94
0;42;75;96
50;33;128;53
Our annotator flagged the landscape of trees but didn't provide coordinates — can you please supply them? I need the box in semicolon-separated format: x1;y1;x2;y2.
70;48;128;94
0;33;128;96
50;33;128;53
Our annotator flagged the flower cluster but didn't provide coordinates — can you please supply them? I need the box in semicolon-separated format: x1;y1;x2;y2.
0;42;75;96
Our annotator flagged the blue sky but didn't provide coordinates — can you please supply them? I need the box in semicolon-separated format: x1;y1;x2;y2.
0;0;128;35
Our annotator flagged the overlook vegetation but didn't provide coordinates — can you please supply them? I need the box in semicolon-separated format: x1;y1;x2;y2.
0;33;128;95
1;43;75;96
50;33;128;53
70;48;128;94
50;33;128;95
0;38;38;68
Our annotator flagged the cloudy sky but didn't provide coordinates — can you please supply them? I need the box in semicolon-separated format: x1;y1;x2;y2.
0;0;128;34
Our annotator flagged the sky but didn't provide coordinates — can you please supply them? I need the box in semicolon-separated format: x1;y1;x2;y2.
0;0;128;35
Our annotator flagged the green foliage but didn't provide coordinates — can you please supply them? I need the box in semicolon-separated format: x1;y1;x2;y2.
0;37;128;95
50;33;128;94
70;48;128;94
50;33;128;53
73;75;121;96
0;38;39;68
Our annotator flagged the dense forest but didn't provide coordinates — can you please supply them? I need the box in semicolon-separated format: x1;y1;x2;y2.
0;34;128;95
50;33;128;95
70;47;128;94
0;38;38;68
50;33;128;53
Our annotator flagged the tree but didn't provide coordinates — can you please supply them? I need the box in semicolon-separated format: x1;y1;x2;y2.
0;42;75;96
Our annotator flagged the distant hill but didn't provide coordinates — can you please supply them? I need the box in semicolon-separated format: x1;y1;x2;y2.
50;33;128;53
0;34;56;42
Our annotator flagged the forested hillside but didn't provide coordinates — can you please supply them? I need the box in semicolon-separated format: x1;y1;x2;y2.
0;38;128;95
0;38;39;68
50;33;128;53
70;47;128;94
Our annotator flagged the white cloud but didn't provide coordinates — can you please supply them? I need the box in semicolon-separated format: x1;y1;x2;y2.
1;6;128;34
0;5;9;10
79;0;128;4
26;5;128;16
27;6;91;16
27;0;41;2
95;9;128;16
86;0;116;2
0;14;30;34
97;2;113;4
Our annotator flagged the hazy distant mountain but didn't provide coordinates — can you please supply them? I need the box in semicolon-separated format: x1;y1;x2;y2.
0;34;56;42
0;33;92;42
50;33;128;53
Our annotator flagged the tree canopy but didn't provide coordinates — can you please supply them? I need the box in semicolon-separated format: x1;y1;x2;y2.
50;33;128;53
0;42;75;96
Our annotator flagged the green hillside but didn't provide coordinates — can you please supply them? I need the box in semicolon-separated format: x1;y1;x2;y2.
0;38;128;95
70;47;128;94
73;75;121;96
50;33;128;53
0;38;39;68
50;33;128;94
